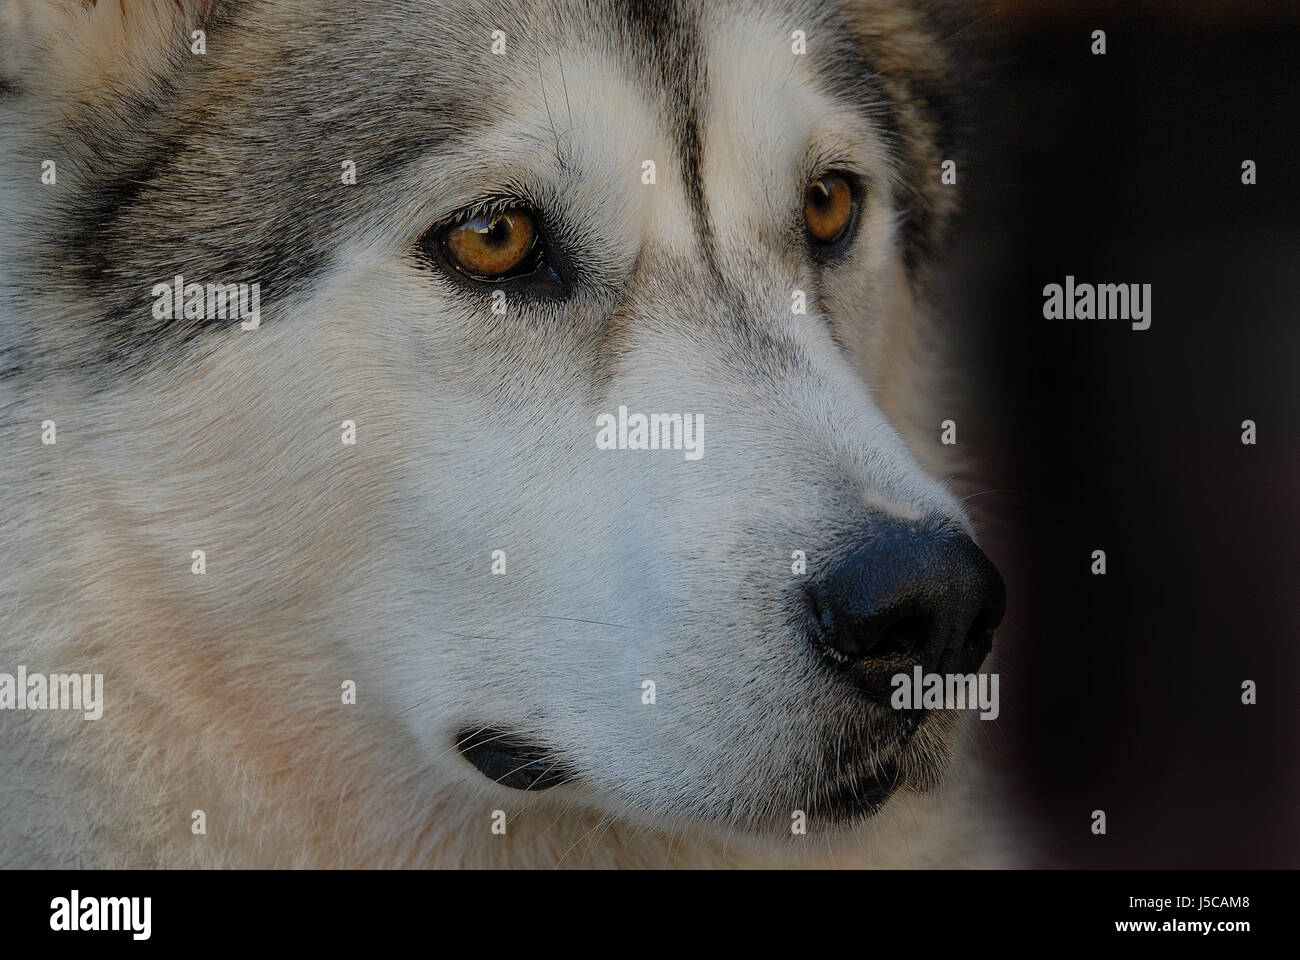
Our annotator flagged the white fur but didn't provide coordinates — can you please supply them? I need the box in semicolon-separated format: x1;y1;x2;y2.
0;0;1010;867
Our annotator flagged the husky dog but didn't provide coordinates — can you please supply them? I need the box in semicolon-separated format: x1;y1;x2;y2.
0;0;1008;868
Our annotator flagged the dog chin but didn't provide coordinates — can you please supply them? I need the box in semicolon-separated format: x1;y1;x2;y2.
455;708;959;844
814;748;951;825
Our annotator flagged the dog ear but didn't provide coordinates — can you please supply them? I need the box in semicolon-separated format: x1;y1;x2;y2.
0;0;223;101
837;0;989;275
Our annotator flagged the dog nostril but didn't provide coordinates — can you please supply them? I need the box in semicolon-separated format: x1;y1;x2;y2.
877;613;931;658
971;603;1001;641
960;604;1000;667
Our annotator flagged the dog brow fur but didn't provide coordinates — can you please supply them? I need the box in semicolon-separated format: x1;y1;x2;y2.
0;0;1007;868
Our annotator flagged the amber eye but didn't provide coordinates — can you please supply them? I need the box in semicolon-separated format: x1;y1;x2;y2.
804;172;856;245
443;208;538;278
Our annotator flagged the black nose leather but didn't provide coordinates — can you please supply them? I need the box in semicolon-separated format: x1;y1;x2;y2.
806;518;1005;676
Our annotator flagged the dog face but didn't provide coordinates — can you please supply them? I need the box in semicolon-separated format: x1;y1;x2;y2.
1;0;1000;857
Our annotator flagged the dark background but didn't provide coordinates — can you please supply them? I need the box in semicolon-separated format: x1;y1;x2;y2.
941;0;1299;867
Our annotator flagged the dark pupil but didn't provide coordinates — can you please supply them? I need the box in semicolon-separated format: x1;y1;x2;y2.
478;216;510;246
809;181;832;209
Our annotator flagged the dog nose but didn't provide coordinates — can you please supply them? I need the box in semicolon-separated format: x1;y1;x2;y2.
805;518;1005;677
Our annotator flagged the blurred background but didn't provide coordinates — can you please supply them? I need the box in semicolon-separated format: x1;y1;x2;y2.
938;0;1300;867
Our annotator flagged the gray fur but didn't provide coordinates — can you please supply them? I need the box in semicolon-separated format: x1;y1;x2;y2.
0;0;1010;868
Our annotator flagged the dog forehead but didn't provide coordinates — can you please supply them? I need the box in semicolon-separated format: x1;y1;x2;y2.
386;0;857;171
446;0;881;250
15;0;898;383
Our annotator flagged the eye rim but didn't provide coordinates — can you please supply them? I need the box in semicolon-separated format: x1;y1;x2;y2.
803;170;862;259
417;198;571;299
